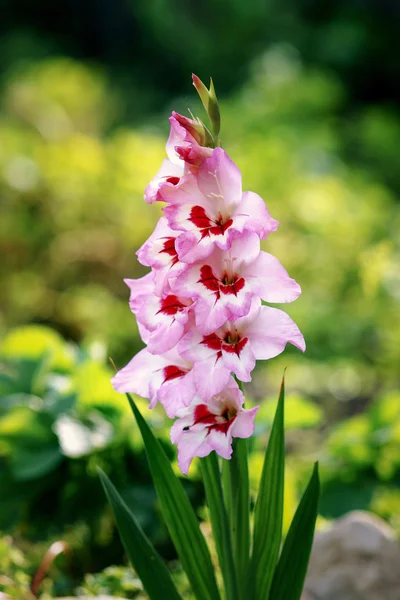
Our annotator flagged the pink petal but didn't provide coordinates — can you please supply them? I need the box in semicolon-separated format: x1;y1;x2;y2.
197;148;242;213
231;406;259;438
246;252;301;303
246;305;306;359
144;159;184;204
233;191;279;239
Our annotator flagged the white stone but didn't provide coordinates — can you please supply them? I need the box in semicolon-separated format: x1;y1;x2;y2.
304;511;400;600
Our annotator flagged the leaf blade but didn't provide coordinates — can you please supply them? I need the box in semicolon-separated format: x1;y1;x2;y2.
249;375;285;599
201;453;238;600
229;437;250;600
126;393;221;600
269;463;320;600
98;468;182;600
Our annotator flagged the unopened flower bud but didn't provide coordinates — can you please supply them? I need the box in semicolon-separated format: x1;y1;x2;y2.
192;74;221;138
172;111;214;147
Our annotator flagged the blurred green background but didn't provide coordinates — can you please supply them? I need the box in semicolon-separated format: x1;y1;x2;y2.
1;1;400;597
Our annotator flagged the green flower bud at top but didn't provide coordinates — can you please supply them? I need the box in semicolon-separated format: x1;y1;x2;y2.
192;74;221;139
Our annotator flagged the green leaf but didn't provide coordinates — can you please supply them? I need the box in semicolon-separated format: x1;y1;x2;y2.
249;375;285;599
98;468;182;600
229;437;250;600
201;453;238;600
269;463;320;600
0;406;63;481
11;446;63;481
126;393;221;600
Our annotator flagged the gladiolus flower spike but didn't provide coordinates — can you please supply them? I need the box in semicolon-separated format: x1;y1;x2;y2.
107;76;319;600
112;74;305;474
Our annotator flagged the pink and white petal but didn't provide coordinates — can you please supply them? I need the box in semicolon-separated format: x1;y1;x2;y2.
194;295;231;335
207;427;233;461
161;173;206;210
144;159;183;204
175;429;211;475
175;231;216;264
157;368;198;418
172;263;204;299
247;252;301;303
111;349;165;401
192;356;232;401
223;287;257;325
136;217;179;269
233;191;279;239
166;115;192;165
147;319;187;355
197;148;243;213
227;232;261;269
137;321;150;345
125;273;155;313
178;328;217;363
246;306;306;359
175;144;213;166
231;406;259;438
221;341;256;382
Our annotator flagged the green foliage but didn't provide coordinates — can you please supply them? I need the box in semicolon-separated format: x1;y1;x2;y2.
0;46;399;597
0;536;31;599
0;324;203;580
269;464;320;600
98;469;182;600
250;378;285;599
125;393;221;600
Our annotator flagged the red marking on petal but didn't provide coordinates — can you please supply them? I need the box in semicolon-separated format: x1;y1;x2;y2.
157;295;186;316
159;237;179;266
221;336;248;356
198;266;245;300
194;404;217;425
220;276;245;296
199;265;220;295
166;176;180;185
201;333;222;351
193;404;235;435
163;365;186;382
212;420;233;434
189;206;233;239
209;218;233;236
190;205;212;229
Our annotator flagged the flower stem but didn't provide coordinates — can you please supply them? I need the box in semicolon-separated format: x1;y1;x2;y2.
228;437;250;600
201;454;238;600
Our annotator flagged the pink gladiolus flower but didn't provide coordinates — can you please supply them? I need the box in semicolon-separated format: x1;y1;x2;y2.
112;83;306;473
173;232;301;334
125;276;193;354
161;148;278;263
136;217;187;294
171;378;259;474
111;348;197;418
179;301;305;400
144;112;213;204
